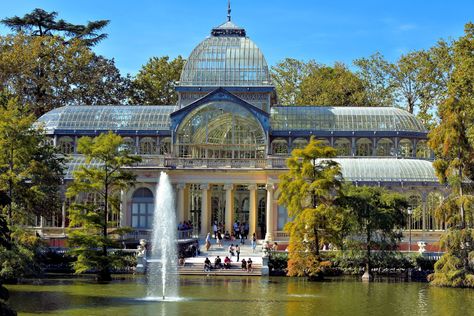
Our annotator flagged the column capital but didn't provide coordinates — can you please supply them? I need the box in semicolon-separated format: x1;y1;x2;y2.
177;183;186;190
223;184;234;191
200;183;210;190
266;183;275;191
247;184;257;191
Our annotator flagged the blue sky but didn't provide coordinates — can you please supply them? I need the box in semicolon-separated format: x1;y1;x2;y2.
0;1;472;75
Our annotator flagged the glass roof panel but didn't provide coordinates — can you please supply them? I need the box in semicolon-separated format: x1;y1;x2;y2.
270;106;426;132
36;105;178;132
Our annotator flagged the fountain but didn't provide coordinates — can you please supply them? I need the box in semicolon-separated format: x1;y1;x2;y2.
146;172;178;300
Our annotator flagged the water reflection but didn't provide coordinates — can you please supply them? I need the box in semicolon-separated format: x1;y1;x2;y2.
7;276;474;316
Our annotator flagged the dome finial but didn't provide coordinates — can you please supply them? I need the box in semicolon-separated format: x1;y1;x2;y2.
227;0;231;22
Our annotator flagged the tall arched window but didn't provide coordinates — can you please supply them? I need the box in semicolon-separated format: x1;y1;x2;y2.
139;137;157;155
131;188;154;229
356;138;372;156
160;137;172;155
122;137;136;153
292;138;308;150
416;140;431;159
58;136;74;154
376;138;394;156
257;197;266;238
272;139;289;155
399;139;413;157
334;138;351;156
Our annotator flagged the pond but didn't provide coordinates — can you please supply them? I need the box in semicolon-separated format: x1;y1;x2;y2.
6;276;474;315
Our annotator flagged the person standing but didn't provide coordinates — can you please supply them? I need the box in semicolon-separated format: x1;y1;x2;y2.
251;233;257;252
205;232;211;251
235;244;241;262
213;221;218;239
216;231;223;248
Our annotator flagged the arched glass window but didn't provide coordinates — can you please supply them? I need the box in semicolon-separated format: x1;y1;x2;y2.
292;138;308;150
356;138;372;156
122;137;136;153
139;137;157;155
407;194;422;230
376;138;394;156
257;197;266;238
272;139;289;155
176;101;266;159
58;136;74;154
399;139;413;157
334;138;351;156
416;140;431;159
160;137;172;155
131;188;154;229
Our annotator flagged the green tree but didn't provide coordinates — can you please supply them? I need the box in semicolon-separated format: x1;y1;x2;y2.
1;8;109;46
354;52;396;107
271;58;317;105
0;96;64;228
0;34;130;117
130;56;185;105
428;22;474;288
278;137;342;279
67;132;141;282
297;62;370;106
338;185;407;280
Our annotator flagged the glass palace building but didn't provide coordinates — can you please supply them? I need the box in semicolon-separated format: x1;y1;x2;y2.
36;14;446;245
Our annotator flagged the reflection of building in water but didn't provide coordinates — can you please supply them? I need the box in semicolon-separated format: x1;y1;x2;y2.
34;7;446;245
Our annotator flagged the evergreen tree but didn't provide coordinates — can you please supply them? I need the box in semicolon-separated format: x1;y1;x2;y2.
66;132;141;282
278;137;342;279
1;8;109;46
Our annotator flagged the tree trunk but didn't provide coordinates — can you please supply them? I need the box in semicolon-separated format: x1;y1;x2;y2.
99;170;111;282
314;226;320;257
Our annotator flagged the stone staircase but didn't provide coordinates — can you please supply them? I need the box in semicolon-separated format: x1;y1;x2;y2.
178;239;263;276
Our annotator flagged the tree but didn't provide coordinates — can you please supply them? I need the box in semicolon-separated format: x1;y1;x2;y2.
130;56;185;105
428;22;474;288
338;185;407;280
271;58;317;105
0;96;64;228
354;52;396;107
66;132;141;282
297;62;370;106
278;137;342;279
0;34;130;117
1;8;109;46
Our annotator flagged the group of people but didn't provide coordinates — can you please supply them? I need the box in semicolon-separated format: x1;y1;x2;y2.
177;221;193;231
203;256;253;272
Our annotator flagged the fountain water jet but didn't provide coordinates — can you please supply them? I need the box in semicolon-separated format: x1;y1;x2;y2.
146;172;178;300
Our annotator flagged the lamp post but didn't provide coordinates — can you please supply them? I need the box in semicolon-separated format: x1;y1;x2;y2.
407;207;413;252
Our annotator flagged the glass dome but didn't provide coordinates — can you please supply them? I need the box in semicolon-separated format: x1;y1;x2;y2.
179;22;272;87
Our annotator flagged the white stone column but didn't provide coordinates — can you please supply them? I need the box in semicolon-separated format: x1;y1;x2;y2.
176;183;186;223
224;184;234;234
61;201;66;229
265;184;275;242
200;184;211;236
120;189;127;227
248;184;258;237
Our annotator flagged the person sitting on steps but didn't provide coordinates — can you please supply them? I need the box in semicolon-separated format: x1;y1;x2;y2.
204;257;212;272
224;256;232;269
214;256;223;269
247;258;253;273
241;258;247;271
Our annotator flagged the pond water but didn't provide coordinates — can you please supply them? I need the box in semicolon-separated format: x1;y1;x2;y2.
6;276;474;316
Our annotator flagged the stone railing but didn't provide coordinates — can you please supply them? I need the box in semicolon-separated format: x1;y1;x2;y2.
134;156;288;169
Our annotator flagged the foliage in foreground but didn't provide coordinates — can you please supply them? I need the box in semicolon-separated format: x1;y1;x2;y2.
67;132;140;282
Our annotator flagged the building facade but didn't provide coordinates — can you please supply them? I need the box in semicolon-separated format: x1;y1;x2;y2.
35;14;447;245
